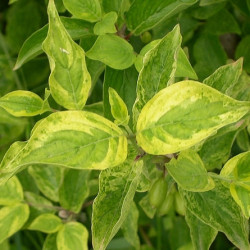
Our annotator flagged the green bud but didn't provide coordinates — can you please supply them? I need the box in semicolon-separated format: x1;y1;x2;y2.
157;193;174;216
174;191;186;216
140;31;152;44
149;177;167;208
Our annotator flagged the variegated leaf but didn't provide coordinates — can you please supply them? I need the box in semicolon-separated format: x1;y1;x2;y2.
136;80;250;155
43;0;91;110
0;111;127;184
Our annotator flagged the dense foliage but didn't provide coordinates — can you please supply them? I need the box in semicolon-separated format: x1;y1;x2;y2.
0;0;250;249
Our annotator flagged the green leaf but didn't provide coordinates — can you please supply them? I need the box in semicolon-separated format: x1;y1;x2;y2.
14;17;94;70
108;87;129;126
43;233;58;250
179;180;249;250
236;35;250;74
198;129;238;170
28;213;62;233
139;193;156;219
236;128;250;151
203;59;243;96
0;141;27;183
193;34;227;80
166;150;215;192
134;39;160;72
62;0;102;22
133;25;182;123
24;192;55;226
59;169;90;213
125;0;197;35
57;222;88;250
0;91;50;117
121;202;140;250
204;9;241;35
42;0;91;110
86;34;135;70
185;209;218;250
94;12;117;35
5;0;46;54
92;155;143;250
200;0;227;6
136;80;250;155
28;165;64;202
175;48;198;80
0;176;23;205
134;41;197;80
220;152;250;218
0;111;127;184
103;66;138;128
0;203;29;244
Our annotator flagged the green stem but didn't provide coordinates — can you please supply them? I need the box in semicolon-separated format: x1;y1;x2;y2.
208;173;232;183
0;32;23;89
14;232;22;250
156;216;162;250
23;231;42;250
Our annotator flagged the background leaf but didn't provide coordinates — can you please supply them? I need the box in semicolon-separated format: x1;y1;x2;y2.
28;213;62;233
0;203;29;244
166;150;215;192
86;34;135;70
125;0;197;35
28;165;64;202
57;222;88;250
185;209;218;250
180;180;250;250
59;169;90;213
62;0;102;22
0;176;23;205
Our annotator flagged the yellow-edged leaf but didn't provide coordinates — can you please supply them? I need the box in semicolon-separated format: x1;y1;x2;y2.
42;0;91;110
0;111;127;184
136;80;250;155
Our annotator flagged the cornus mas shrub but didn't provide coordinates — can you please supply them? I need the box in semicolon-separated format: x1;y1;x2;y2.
0;0;250;249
